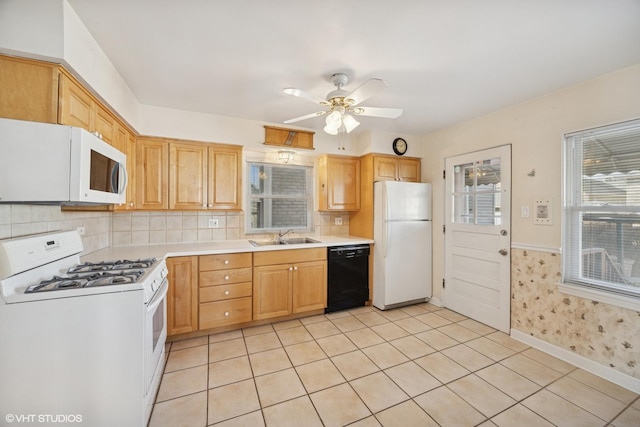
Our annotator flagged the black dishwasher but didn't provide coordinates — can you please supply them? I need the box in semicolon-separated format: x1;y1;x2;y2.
326;244;370;313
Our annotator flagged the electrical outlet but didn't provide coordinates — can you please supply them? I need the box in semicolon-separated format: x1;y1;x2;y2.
334;217;343;225
208;218;219;228
76;226;85;235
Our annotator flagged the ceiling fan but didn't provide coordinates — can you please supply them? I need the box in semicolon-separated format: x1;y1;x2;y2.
282;73;403;135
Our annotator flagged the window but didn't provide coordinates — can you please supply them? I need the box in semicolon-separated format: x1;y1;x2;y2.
246;161;313;233
562;118;640;303
452;158;502;225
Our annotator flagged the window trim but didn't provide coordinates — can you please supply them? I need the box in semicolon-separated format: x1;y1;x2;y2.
561;118;640;309
244;160;314;234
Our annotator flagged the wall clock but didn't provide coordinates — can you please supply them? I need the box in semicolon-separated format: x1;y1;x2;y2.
392;137;407;156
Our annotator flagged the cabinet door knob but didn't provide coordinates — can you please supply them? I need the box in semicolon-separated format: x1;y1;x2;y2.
224;275;230;281
224;311;230;317
289;266;293;271
293;266;298;271
224;290;230;295
208;203;212;207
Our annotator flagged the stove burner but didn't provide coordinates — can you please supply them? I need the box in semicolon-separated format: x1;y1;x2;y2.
25;270;146;293
67;258;156;274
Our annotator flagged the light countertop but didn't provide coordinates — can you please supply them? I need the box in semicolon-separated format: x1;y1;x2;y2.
81;235;374;262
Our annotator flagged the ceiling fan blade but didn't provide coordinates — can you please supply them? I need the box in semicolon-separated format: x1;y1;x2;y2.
352;106;403;118
344;78;387;106
283;111;327;124
283;88;330;105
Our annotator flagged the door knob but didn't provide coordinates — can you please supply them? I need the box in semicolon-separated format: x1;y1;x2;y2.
500;229;508;236
498;249;508;256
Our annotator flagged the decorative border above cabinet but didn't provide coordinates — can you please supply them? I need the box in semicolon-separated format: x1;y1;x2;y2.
264;125;315;150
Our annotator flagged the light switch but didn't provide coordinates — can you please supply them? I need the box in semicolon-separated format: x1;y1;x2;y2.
521;206;530;218
534;200;552;225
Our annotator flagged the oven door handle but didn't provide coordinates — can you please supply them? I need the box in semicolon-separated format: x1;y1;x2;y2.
147;278;168;310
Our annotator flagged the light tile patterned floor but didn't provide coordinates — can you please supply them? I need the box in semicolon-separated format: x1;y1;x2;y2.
149;303;640;427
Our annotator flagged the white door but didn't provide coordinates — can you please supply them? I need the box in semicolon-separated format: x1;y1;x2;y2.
444;145;511;332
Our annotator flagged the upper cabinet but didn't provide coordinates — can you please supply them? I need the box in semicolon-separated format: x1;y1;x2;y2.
58;72;119;146
0;56;58;123
136;136;242;211
349;153;422;238
136;137;169;210
317;154;361;211
372;154;421;182
169;140;242;210
208;145;242;210
264;126;314;150
169;142;208;210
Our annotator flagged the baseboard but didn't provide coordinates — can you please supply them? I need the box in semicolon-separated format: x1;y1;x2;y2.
510;329;640;393
428;297;443;307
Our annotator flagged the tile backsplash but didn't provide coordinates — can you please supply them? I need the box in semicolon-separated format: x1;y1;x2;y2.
0;204;110;254
0;205;350;254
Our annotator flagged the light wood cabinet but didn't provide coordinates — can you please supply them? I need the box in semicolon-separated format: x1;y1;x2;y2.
136;137;169;210
264;125;314;150
0;55;58;123
167;256;199;336
350;153;421;238
208;145;242;210
170;142;208;210
253;248;327;320
199;253;252;329
169;140;242;210
113;127;136;210
59;73;119;146
317;155;361;211
372;154;421;182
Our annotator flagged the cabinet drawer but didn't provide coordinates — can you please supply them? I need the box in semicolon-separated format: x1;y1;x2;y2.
199;253;252;271
199;297;252;329
200;282;252;303
253;248;326;266
199;267;252;287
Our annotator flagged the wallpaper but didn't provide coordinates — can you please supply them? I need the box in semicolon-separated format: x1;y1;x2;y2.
511;248;639;379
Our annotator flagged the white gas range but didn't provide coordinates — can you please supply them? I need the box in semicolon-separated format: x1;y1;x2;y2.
0;231;168;427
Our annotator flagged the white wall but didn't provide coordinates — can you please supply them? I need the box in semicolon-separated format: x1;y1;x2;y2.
0;0;64;60
422;63;640;299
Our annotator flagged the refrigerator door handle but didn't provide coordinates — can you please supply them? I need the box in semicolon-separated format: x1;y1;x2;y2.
384;221;390;258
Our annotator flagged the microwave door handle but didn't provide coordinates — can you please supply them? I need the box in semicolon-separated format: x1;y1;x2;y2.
119;162;128;195
111;162;128;196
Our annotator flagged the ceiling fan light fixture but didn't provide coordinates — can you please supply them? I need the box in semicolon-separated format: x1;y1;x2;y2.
323;125;339;135
342;113;360;133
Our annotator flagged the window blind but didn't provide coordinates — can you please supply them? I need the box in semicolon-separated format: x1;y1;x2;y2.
563;118;640;298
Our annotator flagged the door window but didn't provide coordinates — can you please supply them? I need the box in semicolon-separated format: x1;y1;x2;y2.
451;157;502;225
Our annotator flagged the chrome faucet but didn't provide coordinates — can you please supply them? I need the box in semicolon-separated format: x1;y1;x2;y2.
277;229;294;243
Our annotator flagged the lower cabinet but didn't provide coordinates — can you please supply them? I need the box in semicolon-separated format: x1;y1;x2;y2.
253;248;327;321
198;253;253;329
166;256;199;336
167;249;328;336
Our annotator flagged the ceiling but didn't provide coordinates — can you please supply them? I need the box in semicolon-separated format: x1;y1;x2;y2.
66;0;640;136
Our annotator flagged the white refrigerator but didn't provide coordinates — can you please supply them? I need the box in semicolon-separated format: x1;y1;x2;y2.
373;181;432;310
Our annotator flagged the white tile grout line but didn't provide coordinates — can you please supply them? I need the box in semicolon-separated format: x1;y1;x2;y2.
151;305;638;426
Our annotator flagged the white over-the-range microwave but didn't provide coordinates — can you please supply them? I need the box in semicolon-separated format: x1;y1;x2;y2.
0;118;127;205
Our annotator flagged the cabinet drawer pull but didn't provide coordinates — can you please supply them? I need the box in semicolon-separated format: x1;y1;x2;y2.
224;275;230;280
224;290;230;296
224;311;230;317
224;260;229;265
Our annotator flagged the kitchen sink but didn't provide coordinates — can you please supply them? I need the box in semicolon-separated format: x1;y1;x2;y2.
249;237;320;247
